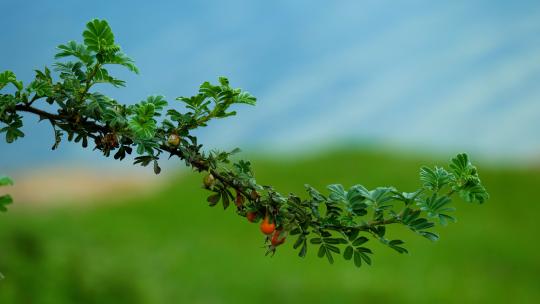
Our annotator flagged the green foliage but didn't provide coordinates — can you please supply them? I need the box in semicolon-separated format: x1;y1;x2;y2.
1;151;535;303
449;153;489;204
82;19;116;54
129;102;158;140
0;19;489;268
420;166;450;191
0;176;14;212
55;41;94;65
0;71;23;91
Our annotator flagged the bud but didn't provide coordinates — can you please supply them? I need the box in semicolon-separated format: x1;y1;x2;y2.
235;190;245;208
103;133;119;149
250;189;260;200
167;134;180;147
203;173;215;188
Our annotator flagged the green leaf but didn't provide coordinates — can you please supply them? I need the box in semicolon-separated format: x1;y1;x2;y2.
317;244;326;257
207;193;220;206
94;68;126;87
327;184;346;202
129;103;157;140
293;235;304;249
304;185;326;202
129;119;156;140
310;237;322;245
133;155;154;166
27;79;53;96
144;96;168;112
401;208;421;225
392;189;422;205
326;244;340;253
55;40;94;65
0;70;23;91
52;61;85;81
409;218;435;230
0;176;14;186
388;240;408;254
358;251;372;265
346;229;359;241
344;246;353;260
103;52;139;73
298;242;307;258
176;94;207;109
325;249;335;264
3;122;25;143
353;251;362;267
0;195;13;212
199;81;221;100
459;184;489;204
153;160;161;174
218;76;229;86
420;166;451;191
352;236;369;246
438;213;456;226
82;19;115;53
361;187;395;208
419;231;439;242
418;193;455;225
221;191;230;210
233;91;256;105
450;153;470;177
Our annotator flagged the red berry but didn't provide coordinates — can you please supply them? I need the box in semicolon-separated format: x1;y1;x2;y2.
260;216;275;235
246;211;258;223
271;229;286;246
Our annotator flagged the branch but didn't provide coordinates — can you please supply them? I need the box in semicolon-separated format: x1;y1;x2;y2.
0;18;489;268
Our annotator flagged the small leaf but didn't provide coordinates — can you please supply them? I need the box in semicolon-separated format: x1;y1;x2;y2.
326;244;340;253
359;252;372;265
352;236;368;246
420;166;451;191
419;231;439;242
221;191;230;210
388;240;408;254
298;242;307;258
346;229;359;241
153;160;161;174
207;194;220;207
0;176;14;187
325;249;334;264
293;235;304;249
317;245;326;258
310;238;322;245
0;195;13;212
353;251;362;267
83;19;115;53
344;246;353;260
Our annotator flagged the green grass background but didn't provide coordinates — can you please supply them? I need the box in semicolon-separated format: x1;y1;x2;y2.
1;149;539;303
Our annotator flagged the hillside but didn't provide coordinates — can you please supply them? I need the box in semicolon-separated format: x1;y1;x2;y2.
1;149;539;303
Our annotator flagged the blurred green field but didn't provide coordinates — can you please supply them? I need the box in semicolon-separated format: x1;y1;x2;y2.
1;149;539;304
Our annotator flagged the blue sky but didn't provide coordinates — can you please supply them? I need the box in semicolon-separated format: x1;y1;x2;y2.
1;0;540;169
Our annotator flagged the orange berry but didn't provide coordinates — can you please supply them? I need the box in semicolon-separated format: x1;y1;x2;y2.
260;216;275;235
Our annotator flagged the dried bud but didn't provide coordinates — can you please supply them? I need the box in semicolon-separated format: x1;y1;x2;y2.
235;190;245;208
103;133;119;149
250;189;260;200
